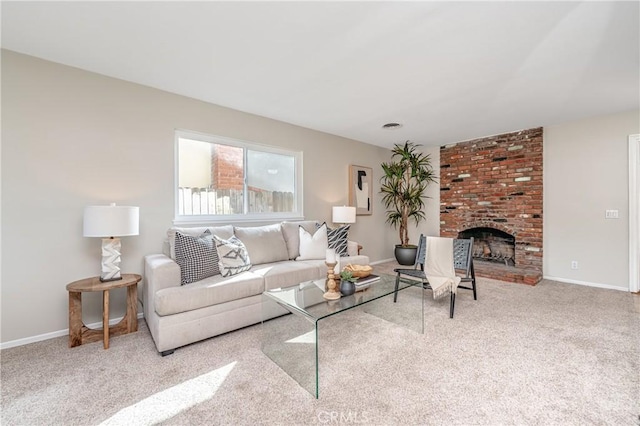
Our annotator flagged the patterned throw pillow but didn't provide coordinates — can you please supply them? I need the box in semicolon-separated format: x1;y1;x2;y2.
213;235;252;277
174;230;219;285
316;222;350;257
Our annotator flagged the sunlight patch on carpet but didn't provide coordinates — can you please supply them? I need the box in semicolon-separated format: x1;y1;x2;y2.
99;362;236;425
286;330;316;344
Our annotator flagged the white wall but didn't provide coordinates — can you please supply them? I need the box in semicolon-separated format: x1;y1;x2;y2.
544;110;640;289
1;50;398;344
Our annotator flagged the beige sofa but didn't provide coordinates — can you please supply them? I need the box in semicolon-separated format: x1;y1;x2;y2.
143;220;369;355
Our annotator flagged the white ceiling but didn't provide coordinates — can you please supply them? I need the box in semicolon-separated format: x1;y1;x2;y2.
2;1;639;148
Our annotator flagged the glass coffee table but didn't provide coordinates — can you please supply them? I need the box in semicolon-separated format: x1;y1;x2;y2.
261;274;424;398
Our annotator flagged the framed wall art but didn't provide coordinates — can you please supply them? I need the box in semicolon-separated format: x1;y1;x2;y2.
349;165;373;215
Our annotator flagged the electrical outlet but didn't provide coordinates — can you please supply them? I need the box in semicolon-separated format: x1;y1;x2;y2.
571;261;579;270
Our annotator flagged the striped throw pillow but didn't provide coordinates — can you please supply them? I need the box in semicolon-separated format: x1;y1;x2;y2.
316;222;350;257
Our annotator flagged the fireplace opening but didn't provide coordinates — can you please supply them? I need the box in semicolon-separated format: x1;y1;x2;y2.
458;227;516;266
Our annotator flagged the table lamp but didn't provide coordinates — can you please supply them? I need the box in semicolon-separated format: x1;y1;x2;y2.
83;203;139;282
332;206;356;226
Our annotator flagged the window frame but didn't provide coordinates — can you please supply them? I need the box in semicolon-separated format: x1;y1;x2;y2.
174;130;304;225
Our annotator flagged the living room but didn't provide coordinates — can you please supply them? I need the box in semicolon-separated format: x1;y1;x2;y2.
2;2;639;425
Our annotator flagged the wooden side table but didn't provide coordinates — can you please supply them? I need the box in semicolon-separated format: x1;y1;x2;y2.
66;273;141;349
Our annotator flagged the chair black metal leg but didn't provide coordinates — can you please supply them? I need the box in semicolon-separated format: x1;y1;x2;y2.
470;261;477;300
449;292;455;318
393;273;400;303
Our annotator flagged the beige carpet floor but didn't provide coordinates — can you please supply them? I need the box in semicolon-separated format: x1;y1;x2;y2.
2;262;639;425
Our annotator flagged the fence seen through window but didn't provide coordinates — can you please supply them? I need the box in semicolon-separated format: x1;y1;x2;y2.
177;133;300;218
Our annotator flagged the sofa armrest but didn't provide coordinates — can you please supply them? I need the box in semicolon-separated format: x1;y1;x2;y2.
143;254;181;316
347;241;362;256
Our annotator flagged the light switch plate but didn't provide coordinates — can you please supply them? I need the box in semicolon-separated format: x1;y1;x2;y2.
605;209;619;219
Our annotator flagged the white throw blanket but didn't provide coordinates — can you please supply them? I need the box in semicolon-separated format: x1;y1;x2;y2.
425;237;461;300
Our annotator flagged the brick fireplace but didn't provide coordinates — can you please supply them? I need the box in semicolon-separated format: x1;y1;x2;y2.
440;128;543;285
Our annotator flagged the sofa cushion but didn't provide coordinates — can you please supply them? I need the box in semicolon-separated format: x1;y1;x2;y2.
281;220;317;259
297;223;328;260
154;272;264;316
174;230;219;285
167;225;234;260
252;260;325;291
317;222;350;257
214;235;252;277
234;224;289;265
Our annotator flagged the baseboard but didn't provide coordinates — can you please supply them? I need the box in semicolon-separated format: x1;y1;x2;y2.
371;258;395;265
0;312;145;350
543;276;628;292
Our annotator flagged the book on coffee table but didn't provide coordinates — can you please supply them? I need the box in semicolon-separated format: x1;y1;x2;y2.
354;274;381;290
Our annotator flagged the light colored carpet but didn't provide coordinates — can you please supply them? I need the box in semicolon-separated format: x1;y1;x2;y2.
2;261;639;425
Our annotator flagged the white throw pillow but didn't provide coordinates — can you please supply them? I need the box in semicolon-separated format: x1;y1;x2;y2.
213;235;252;277
296;223;328;260
281;220;317;259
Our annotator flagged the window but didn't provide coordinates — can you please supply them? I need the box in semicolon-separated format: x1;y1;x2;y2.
175;130;303;223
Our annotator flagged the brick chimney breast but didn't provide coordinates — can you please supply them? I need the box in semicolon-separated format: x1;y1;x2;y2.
440;128;543;285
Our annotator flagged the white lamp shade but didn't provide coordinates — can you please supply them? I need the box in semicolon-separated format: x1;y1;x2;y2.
332;206;356;224
83;204;139;237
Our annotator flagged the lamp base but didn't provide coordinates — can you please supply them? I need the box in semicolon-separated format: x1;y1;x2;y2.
99;276;123;283
101;237;122;282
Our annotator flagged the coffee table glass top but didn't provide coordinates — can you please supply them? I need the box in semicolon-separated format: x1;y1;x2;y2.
262;274;418;322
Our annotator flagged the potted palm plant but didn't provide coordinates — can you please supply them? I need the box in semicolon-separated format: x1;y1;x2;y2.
380;141;437;265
